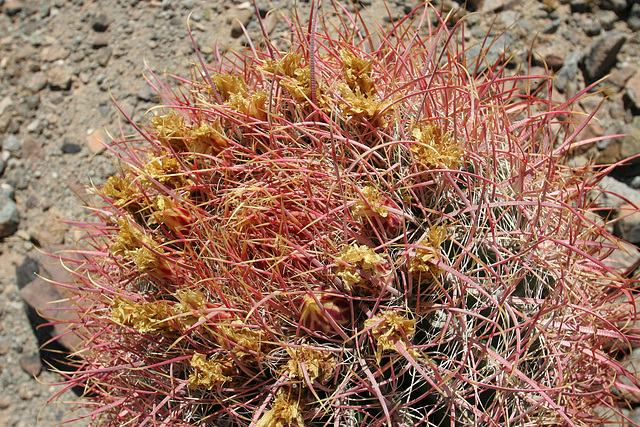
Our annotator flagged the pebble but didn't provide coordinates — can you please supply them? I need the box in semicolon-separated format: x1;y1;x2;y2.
46;66;73;91
0;337;9;356
87;128;106;153
137;84;157;102
629;3;640;31
96;47;112;67
3;0;22;16
569;0;589;13
0;396;11;409
19;354;43;377
581;17;601;36
3;135;20;152
230;9;254;38
0;184;19;239
598;10;618;30
18;384;33;401
92;34;109;49
541;18;561;34
21;137;43;160
61;142;81;154
626;71;640;110
607;66;635;93
39;43;70;62
92;13;109;32
581;32;626;83
600;0;628;13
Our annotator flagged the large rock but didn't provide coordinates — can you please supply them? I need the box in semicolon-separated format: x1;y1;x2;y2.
581;32;626;84
616;204;640;245
594;176;640;210
626;70;640;111
19;245;84;352
596;117;640;170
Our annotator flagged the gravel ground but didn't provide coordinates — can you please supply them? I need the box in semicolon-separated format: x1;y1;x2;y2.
1;0;639;425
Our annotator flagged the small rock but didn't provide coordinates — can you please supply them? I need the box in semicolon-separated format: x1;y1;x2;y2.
137;84;157;102
541;18;561;34
18;384;33;401
569;0;588;13
24;93;40;111
230;9;254;38
3;134;21;151
19;354;43;377
479;0;506;12
582;18;601;37
38;0;50;18
0;337;10;355
581;32;626;84
0;96;12;116
46;66;72;90
0;396;10;409
599;0;628;13
598;10;617;31
24;71;47;93
92;34;109;49
629;4;640;32
554;50;581;93
96;47;112;67
533;45;565;70
39;43;69;62
3;0;22;16
21;137;43;160
87;128;106;153
28;208;66;247
61;142;81;154
607;66;635;93
0;187;19;239
91;13;109;32
626;71;640;111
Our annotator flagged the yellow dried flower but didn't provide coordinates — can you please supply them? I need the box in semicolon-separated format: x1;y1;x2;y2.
352;185;389;219
151;112;227;155
110;296;175;334
262;53;313;102
364;310;419;364
110;217;172;279
187;352;237;390
142;156;193;190
255;389;306;427
285;346;336;385
336;244;393;295
409;225;447;282
101;175;143;213
217;324;265;361
338;82;390;125
211;74;267;120
411;123;461;171
110;289;219;336
340;49;375;96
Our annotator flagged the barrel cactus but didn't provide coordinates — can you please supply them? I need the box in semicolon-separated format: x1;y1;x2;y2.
52;1;640;426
